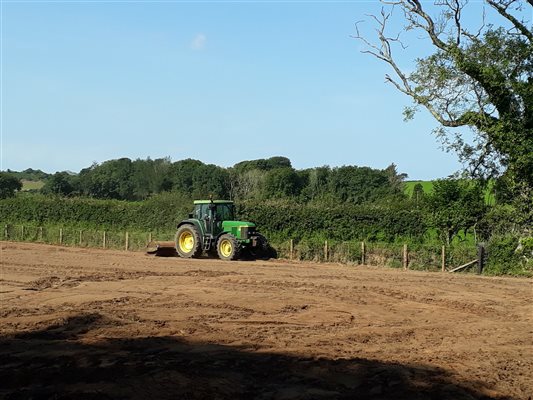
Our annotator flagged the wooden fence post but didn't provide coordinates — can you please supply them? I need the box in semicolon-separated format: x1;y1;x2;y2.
4;224;8;240
59;228;63;245
148;232;152;244
403;244;408;270
39;227;43;242
21;225;24;241
361;241;365;265
289;239;294;260
125;232;129;251
324;240;328;262
477;243;486;274
103;231;107;249
79;230;83;246
441;245;446;272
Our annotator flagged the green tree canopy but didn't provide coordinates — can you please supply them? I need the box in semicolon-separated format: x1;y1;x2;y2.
79;158;134;200
355;0;532;224
263;168;302;198
411;182;426;206
6;168;50;181
190;163;229;199
328;166;403;203
169;159;205;194
168;159;229;199
233;156;292;173
426;179;486;244
42;172;78;197
131;157;172;200
28;156;414;205
0;173;22;199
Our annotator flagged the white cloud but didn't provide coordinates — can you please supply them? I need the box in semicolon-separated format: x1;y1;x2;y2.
190;33;207;51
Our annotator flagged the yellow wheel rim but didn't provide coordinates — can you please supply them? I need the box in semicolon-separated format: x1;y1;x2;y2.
220;239;233;258
178;231;195;253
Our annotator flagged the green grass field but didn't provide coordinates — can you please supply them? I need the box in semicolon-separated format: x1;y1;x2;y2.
403;181;434;196
404;180;495;205
21;180;45;191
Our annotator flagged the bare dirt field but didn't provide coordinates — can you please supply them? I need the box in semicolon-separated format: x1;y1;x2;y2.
1;242;532;400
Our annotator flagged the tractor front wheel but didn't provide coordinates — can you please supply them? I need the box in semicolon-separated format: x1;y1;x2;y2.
175;225;202;258
216;234;241;261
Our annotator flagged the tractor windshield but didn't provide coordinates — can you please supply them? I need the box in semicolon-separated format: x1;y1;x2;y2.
216;203;235;221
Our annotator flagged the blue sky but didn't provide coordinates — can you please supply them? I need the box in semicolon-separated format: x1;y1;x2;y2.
1;0;494;179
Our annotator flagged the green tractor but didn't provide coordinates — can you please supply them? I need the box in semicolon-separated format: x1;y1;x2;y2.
149;200;273;261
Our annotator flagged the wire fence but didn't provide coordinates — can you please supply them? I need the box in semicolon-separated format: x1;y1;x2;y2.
1;223;175;252
271;238;478;272
2;223;480;272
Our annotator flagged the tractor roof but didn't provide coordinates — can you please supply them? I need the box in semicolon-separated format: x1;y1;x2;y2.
193;200;234;205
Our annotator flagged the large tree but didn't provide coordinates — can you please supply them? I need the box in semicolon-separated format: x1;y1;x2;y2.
0;173;22;199
355;0;532;224
42;172;78;197
79;158;134;200
426;179;486;244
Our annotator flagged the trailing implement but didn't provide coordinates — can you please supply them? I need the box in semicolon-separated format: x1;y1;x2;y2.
148;199;274;261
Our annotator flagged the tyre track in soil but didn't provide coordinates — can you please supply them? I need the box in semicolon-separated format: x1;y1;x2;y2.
1;242;532;399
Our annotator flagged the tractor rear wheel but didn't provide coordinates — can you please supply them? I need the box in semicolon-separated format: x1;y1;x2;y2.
216;234;241;261
175;225;202;258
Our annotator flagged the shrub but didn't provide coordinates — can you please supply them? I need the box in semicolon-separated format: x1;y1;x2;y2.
485;235;533;276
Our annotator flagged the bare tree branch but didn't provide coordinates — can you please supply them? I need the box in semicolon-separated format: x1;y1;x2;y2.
353;0;532;197
486;0;533;42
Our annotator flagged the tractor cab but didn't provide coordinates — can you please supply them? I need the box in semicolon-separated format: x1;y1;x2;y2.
191;200;235;223
190;200;242;237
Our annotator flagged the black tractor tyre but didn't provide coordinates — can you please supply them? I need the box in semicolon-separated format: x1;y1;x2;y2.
216;234;241;261
175;225;202;258
260;234;275;258
207;247;219;259
250;233;277;260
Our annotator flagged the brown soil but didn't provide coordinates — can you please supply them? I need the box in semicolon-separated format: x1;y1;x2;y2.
1;242;532;400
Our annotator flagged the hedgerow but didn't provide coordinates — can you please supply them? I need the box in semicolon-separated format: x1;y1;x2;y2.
0;193;190;230
238;199;427;241
1;194;427;242
2;193;531;276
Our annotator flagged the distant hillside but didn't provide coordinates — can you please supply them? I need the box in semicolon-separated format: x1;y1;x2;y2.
404;180;495;205
3;168;50;182
403;181;433;196
21;180;45;191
